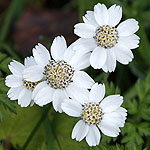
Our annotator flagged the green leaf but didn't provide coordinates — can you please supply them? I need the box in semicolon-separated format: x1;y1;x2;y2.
0;78;9;93
122;74;150;149
0;77;16;114
137;123;150;136
104;81;120;96
0;51;13;74
0;57;12;73
0;95;16;114
0;104;46;150
122;123;143;149
124;99;138;115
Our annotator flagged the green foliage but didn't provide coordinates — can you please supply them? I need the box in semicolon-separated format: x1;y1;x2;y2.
0;101;125;150
0;52;12;74
121;75;150;149
0;0;150;149
0;104;45;150
104;81;120;96
0;52;16;116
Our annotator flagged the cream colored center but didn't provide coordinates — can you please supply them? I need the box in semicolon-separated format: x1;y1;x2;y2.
94;25;119;48
81;102;104;125
43;60;74;89
23;80;39;90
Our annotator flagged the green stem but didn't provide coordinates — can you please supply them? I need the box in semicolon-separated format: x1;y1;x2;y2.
41;107;54;150
22;105;50;150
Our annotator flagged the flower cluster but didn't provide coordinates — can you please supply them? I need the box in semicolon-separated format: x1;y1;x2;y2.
5;3;139;147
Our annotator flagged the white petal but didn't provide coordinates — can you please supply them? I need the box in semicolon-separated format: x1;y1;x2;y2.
23;65;44;82
89;83;105;103
5;75;23;88
66;83;89;104
18;88;32;107
94;3;108;26
72;38;96;53
118;34;140;49
8;60;25;77
52;89;67;113
64;44;76;63
117;107;127;114
24;56;36;67
33;43;50;66
108;4;122;26
7;86;24;100
72;120;89;142
98;117;120;137
30;100;35;107
117;19;139;36
83;11;99;27
73;71;94;89
90;47;107;69
100;95;123;113
51;36;67;61
103;112;126;128
86;125;101;146
102;48;116;72
113;44;134;65
74;23;96;38
116;107;127;121
34;86;54;106
32;81;48;100
61;99;82;117
69;52;91;70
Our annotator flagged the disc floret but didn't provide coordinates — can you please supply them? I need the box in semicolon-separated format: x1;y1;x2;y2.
23;80;39;90
94;25;119;48
43;60;74;89
81;102;104;125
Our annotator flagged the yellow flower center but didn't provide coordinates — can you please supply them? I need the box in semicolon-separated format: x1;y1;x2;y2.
23;80;39;90
43;60;74;89
82;102;104;125
94;25;119;48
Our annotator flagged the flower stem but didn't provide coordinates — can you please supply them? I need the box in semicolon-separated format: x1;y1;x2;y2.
40;107;54;150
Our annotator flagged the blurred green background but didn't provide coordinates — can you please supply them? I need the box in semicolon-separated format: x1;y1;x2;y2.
0;0;150;150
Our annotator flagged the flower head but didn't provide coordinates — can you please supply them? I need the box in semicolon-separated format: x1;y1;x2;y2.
5;57;38;107
23;36;94;112
61;83;127;146
43;60;74;89
73;3;140;72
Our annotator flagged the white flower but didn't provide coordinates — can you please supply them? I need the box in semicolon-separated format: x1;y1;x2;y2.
5;57;39;107
73;3;140;72
61;83;127;146
23;36;94;113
